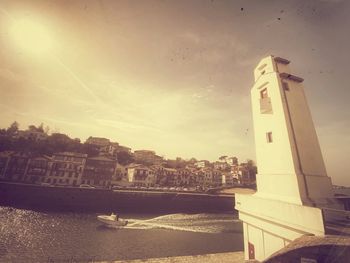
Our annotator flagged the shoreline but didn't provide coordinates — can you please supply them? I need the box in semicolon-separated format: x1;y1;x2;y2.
0;181;235;213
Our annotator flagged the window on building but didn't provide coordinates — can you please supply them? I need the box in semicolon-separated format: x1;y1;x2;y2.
282;81;289;91
260;88;268;98
266;132;273;143
59;156;65;161
261;70;265;75
260;88;272;114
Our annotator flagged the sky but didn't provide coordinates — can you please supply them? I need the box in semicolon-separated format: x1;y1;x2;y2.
0;0;349;186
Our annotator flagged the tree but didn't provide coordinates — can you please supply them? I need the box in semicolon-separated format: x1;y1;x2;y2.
230;156;238;165
188;158;197;164
0;136;12;151
219;155;228;162
37;123;44;133
7;121;19;135
247;159;255;167
246;159;257;185
44;125;50;135
45;133;74;154
28;125;37;132
117;151;134;165
28;123;45;133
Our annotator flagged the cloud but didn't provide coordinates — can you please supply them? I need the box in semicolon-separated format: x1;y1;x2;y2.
0;68;23;83
96;118;162;133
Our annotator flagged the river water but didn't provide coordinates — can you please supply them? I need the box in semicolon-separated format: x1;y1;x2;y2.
0;206;243;262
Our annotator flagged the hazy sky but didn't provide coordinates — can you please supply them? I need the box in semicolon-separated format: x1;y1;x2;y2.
0;0;349;186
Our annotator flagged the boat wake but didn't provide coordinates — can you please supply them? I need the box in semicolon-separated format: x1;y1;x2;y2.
122;213;241;233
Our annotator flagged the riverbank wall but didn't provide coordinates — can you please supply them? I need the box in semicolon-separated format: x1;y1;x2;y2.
0;182;234;213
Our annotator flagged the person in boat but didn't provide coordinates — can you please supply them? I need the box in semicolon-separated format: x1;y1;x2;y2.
111;212;119;221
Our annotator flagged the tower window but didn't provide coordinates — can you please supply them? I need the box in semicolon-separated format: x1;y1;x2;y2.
260;88;268;99
260;87;272;114
266;132;273;143
261;70;266;75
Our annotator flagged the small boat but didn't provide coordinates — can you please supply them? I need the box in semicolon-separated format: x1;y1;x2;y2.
97;213;128;227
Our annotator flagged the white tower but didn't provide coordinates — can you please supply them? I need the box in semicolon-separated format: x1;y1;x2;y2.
235;56;341;261
251;55;335;206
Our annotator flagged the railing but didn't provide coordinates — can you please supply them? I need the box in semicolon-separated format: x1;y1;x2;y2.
321;206;350;234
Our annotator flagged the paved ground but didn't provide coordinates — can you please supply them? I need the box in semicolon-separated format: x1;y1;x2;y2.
105;252;244;263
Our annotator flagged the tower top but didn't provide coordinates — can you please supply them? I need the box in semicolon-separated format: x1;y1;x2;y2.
253;55;292;82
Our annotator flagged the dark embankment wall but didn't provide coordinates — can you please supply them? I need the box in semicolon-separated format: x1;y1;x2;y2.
0;182;234;213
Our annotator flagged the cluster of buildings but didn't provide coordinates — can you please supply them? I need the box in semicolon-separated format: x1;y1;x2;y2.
0;135;256;189
0;151;116;187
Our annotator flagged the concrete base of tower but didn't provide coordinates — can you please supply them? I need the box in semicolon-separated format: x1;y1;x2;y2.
255;173;343;209
304;175;343;209
235;193;326;261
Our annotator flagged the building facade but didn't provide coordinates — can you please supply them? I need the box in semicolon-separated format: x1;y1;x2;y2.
4;152;30;182
194;160;210;168
127;165;156;187
25;156;51;184
0;151;12;180
81;156;117;187
16;130;48;141
45;152;87;186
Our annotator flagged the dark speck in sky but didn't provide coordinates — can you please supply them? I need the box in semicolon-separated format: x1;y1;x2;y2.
241;7;244;11
277;17;281;20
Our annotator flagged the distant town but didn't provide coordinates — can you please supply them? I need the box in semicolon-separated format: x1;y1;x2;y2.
0;122;257;191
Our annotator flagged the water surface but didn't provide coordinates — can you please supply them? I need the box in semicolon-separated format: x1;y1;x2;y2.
0;207;243;262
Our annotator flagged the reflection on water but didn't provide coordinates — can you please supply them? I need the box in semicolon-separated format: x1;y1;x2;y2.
0;206;243;262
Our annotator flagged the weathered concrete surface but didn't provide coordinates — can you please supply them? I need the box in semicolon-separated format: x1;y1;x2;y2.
102;252;244;263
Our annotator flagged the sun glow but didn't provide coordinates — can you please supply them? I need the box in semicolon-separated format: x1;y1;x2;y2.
10;18;53;55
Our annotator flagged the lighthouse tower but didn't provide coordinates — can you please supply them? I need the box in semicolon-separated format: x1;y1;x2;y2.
251;55;335;206
235;56;341;261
